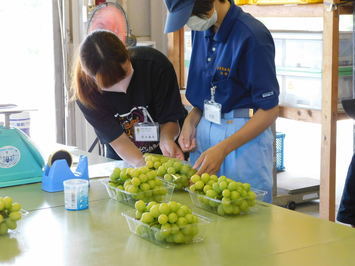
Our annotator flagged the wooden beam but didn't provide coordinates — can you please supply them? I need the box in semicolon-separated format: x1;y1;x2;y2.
167;29;185;88
279;106;322;123
320;3;339;221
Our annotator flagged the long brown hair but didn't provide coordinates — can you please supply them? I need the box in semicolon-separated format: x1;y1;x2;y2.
71;30;129;109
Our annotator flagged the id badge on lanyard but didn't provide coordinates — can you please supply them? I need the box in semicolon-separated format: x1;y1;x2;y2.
204;85;222;124
134;107;160;142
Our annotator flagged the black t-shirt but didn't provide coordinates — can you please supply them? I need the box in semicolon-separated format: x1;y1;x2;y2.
77;46;187;160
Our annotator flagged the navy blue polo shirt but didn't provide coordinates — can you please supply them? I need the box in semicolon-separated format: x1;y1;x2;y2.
186;2;279;113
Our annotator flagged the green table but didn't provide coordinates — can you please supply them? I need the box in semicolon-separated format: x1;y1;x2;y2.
1;159;355;265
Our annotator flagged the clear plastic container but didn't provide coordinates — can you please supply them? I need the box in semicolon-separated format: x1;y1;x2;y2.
186;188;267;216
121;209;212;247
1;209;29;236
102;178;175;207
63;179;89;211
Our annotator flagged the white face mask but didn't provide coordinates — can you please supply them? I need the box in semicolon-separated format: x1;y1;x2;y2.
101;64;134;93
186;10;217;31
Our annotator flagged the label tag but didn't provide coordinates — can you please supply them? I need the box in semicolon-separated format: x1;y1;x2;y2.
134;122;159;142
204;101;222;124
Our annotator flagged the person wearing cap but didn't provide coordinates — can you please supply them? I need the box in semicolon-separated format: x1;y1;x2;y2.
164;0;279;202
71;30;187;167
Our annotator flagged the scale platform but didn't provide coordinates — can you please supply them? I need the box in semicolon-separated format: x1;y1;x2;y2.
273;171;320;210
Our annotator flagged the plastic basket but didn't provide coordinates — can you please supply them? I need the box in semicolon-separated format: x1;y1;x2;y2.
276;132;286;172
122;209;212;247
102;178;175;207
186;188;267;217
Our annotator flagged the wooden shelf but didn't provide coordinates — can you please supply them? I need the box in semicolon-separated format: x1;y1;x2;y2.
241;3;353;17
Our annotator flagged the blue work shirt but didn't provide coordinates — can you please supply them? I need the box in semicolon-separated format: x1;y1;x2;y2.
186;2;279;113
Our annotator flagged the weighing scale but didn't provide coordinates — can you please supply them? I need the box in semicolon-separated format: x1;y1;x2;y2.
0;126;45;187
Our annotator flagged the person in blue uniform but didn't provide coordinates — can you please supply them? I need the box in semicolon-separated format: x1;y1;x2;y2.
163;0;279;202
337;154;355;227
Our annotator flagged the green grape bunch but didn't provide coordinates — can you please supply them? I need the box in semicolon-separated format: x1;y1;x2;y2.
0;196;23;235
188;173;258;216
144;153;197;190
134;200;200;244
108;165;169;203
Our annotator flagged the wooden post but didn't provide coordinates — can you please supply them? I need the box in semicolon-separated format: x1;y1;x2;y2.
320;2;339;221
167;29;185;88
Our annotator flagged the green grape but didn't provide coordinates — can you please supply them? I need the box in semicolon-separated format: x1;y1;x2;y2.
222;189;231;198
153;161;162;169
171;224;179;234
146;160;154;169
210;175;218;182
219;176;227;182
248;199;256;207
131;177;141;187
180;165;190;175
141;213;154;224
179;205;192;215
189;184;196;192
5;219;17;230
159;203;170;215
157;166;167;176
195;181;204;190
165;160;174;168
212;183;221;193
155;179;163;186
228;182;238;191
167;167;176;175
147;170;157;180
248;191;257;200
217;204;225;216
0;199;5;211
230;190;240;199
168;201;179;212
232;205;241;215
164;174;173;182
168;212;178;223
221;197;231;205
185;213;194;224
190;175;200;183
240;200;249;212
154;231;165;242
243;183;251;191
149;205;160;218
139;174;148;183
126;185;138;194
173;232;185;243
160;223;172;237
158;214;168;225
135;200;146;212
219;181;228;190
240;190;248;198
206;189;217;199
146;201;157;211
0;223;8;235
173;162;183;171
201;173;210;184
135;210;143;219
176;207;186;217
3;197;13;210
177;217;187;227
223;204;233;214
148;180;156;189
140;183;151;192
207;180;215;186
136;225;148;236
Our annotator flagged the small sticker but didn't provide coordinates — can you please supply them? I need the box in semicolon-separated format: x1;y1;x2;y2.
0;146;21;168
262;91;274;98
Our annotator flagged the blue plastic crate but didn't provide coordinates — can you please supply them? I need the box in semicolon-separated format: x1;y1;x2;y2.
276;132;285;172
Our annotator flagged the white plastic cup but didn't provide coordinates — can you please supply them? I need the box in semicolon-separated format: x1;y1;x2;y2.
63;179;89;211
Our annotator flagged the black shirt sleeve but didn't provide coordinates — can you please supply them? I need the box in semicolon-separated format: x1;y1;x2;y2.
149;53;187;124
76;101;124;145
